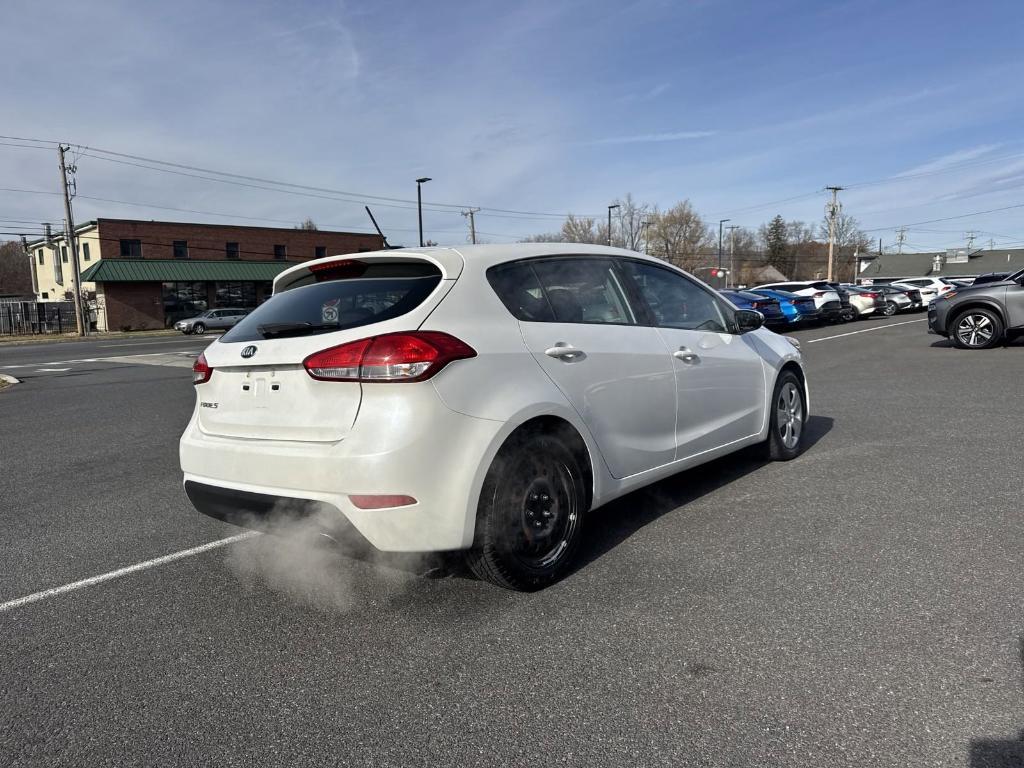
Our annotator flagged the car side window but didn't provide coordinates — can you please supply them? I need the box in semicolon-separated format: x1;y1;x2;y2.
530;258;638;325
619;260;728;332
486;261;555;322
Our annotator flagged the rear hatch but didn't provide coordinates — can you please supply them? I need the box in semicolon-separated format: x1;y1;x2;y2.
196;253;459;442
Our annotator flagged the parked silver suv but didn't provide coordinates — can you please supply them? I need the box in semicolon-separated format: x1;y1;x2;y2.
174;308;250;334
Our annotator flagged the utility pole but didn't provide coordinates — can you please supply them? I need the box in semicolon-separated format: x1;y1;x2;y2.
461;207;480;244
965;230;976;250
22;235;38;298
641;219;652;254
895;226;907;254
824;186;843;283
415;177;431;248
726;225;740;288
58;144;86;336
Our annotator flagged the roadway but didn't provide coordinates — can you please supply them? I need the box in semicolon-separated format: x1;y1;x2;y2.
1;318;1022;767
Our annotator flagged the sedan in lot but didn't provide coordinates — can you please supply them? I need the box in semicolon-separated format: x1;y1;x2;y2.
174;308;251;334
719;290;787;327
753;280;843;322
747;289;820;325
180;245;809;591
928;268;1024;348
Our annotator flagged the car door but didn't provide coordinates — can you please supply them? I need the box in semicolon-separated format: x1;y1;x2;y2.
1004;275;1024;328
618;260;768;460
496;256;678;479
206;310;227;329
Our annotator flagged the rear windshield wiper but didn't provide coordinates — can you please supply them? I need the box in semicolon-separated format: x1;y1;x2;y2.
256;322;340;339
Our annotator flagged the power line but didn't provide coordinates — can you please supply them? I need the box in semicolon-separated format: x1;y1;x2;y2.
861;201;1024;233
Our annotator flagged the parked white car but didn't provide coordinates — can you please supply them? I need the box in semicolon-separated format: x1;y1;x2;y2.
892;277;957;298
753;280;843;321
890;281;938;306
180;245;809;590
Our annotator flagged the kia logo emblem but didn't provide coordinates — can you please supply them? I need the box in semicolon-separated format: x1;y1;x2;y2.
241;345;258;359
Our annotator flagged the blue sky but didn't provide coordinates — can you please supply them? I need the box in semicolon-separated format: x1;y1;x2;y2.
3;0;1024;251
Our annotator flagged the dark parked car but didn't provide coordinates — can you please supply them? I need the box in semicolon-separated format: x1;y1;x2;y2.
747;289;820;325
928;269;1024;348
720;290;787;326
971;272;1011;286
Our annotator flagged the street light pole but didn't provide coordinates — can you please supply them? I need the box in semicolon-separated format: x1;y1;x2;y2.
416;177;432;247
607;203;620;247
718;218;730;279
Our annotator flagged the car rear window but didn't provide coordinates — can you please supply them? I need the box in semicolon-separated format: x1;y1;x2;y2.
221;270;442;342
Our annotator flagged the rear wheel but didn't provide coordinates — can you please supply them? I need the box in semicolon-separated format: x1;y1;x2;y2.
466;431;586;591
192;322;206;335
952;308;1003;349
765;371;806;461
881;302;897;317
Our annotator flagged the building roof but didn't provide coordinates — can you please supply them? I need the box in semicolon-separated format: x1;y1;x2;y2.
858;248;1024;279
80;259;293;283
25;221;99;247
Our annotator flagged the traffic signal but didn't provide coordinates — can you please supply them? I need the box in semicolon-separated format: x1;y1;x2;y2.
710;268;729;279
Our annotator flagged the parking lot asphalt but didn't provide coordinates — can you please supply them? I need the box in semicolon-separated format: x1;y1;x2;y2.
2;317;1023;767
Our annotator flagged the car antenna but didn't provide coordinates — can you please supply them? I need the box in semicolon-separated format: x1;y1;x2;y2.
365;206;401;249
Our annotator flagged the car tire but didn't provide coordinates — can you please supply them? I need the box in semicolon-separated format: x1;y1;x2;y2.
466;430;586;591
881;302;897;317
951;308;1003;350
192;322;206;335
765;370;806;462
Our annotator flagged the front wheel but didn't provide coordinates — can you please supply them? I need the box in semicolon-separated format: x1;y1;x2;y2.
192;322;206;335
466;431;586;591
765;371;806;461
952;308;1003;349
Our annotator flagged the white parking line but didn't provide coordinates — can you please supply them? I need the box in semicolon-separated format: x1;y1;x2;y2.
805;318;926;344
0;531;259;613
35;368;71;372
0;351;200;370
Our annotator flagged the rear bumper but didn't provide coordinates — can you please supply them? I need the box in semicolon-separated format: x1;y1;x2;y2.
179;385;505;552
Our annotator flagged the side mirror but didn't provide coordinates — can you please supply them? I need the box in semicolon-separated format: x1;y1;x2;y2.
734;309;764;333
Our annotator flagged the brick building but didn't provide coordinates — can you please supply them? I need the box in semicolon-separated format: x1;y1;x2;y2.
27;219;383;331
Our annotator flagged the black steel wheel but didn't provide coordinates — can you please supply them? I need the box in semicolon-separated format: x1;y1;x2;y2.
467;431;586;591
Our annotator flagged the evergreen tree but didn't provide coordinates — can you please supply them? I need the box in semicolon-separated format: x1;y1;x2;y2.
765;215;788;271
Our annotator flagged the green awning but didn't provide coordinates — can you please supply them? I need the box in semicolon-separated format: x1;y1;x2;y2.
80;259;293;282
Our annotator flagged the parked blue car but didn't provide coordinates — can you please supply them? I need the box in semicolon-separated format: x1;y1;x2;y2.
746;288;821;325
720;290;787;327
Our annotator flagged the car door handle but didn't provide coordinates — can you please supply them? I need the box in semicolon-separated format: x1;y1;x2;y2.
673;348;701;365
545;343;586;361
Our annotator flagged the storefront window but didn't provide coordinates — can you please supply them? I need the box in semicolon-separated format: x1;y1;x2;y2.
162;282;208;326
214;281;257;308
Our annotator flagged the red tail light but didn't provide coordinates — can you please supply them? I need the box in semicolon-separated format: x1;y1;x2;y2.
307;259;368;282
304;332;476;382
812;291;827;298
192;352;213;385
862;291;879;299
349;494;417;509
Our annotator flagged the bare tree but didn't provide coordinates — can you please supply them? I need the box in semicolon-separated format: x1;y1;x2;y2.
295;218;318;231
0;241;32;296
560;214;604;244
648;201;713;269
611;193;651;251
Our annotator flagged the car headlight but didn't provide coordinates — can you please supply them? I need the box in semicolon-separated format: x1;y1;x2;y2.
785;337;801;350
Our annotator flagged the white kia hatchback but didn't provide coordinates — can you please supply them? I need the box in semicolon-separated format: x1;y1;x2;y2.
180;244;809;590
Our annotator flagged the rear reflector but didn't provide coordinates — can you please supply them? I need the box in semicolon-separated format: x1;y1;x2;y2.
192;352;212;385
304;331;476;383
349;494;417;510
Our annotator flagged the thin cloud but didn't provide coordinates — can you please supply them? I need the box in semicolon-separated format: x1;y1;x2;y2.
586;130;716;146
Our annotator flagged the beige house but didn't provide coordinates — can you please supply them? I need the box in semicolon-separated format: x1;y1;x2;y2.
29;221;100;302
